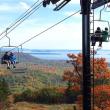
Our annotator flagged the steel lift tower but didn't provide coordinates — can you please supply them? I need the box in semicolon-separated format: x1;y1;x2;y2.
81;0;110;110
80;0;91;110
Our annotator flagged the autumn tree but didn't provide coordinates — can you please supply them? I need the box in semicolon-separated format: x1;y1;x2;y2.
63;53;82;90
63;53;82;103
63;53;110;110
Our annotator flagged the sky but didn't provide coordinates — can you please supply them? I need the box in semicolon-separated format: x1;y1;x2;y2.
0;0;110;50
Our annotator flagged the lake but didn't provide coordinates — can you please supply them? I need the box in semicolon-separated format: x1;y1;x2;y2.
26;49;110;62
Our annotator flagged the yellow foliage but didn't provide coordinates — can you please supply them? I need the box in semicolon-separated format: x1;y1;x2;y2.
0;68;11;76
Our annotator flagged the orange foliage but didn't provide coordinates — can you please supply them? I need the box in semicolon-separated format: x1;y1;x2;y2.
95;73;110;79
91;58;109;74
67;53;82;65
63;69;80;83
63;53;110;110
28;64;57;73
92;85;110;96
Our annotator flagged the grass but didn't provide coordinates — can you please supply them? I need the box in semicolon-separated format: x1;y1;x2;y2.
8;102;77;110
0;67;11;75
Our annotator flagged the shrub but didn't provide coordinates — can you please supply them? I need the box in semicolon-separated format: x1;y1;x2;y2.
65;88;79;103
14;88;64;104
14;89;36;102
36;88;64;104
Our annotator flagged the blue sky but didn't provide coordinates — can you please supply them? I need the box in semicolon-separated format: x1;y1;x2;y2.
0;0;110;50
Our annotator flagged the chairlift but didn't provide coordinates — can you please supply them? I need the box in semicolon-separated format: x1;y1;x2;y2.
11;45;28;73
0;29;27;73
0;45;28;73
90;19;110;46
90;3;110;46
0;45;20;64
0;28;20;64
91;0;110;9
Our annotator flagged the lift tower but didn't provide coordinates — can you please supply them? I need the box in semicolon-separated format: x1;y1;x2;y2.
81;0;110;110
80;0;91;110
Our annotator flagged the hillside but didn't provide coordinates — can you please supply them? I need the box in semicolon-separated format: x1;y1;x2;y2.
0;52;72;93
18;52;71;67
0;52;74;109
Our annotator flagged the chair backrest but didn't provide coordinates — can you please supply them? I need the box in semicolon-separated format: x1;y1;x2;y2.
95;29;102;37
95;33;102;37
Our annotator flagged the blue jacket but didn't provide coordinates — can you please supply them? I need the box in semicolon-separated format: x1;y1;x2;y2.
9;55;16;62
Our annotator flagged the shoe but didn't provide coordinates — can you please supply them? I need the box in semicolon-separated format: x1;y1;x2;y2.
98;44;102;47
7;67;10;69
13;66;16;68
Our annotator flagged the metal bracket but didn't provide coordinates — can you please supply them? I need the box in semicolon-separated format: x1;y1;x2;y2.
53;0;70;11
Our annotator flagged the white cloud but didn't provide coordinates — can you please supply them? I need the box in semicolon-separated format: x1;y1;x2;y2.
69;0;80;4
0;3;12;11
64;11;81;18
19;2;30;10
0;2;30;12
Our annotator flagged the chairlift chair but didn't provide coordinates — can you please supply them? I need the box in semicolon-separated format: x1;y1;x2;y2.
0;46;27;73
0;45;20;64
91;3;110;44
90;19;110;44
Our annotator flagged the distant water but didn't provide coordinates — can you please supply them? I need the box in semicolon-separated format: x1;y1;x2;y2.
25;49;110;62
29;50;80;61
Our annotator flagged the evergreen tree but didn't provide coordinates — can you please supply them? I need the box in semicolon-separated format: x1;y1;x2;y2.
0;77;10;108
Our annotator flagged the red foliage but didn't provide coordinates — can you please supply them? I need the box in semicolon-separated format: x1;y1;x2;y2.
91;58;109;74
95;73;110;79
63;53;110;110
92;85;110;96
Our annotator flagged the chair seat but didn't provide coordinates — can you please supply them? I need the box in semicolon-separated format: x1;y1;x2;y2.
11;68;27;73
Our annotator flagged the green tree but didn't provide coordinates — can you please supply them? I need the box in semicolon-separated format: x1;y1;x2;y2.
0;78;10;109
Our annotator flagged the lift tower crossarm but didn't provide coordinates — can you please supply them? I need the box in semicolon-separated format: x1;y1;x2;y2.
53;0;70;11
43;0;71;10
92;0;110;9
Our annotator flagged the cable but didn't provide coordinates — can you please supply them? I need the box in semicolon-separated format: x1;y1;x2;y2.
0;2;42;40
5;3;42;36
0;0;41;38
8;0;40;27
9;10;80;51
0;1;43;40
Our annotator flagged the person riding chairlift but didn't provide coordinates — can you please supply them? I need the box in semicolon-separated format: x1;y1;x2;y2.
1;52;16;69
91;27;102;47
1;52;11;69
9;52;16;68
102;27;109;42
